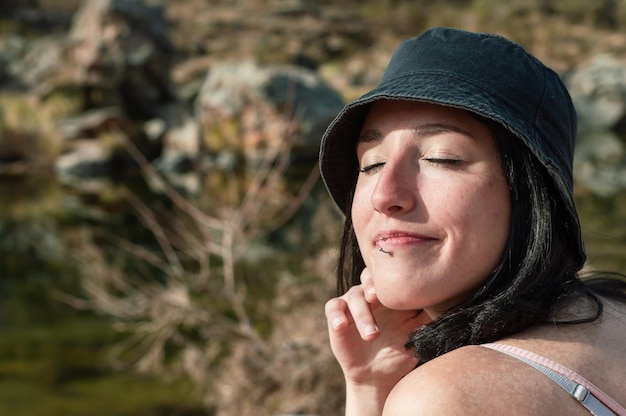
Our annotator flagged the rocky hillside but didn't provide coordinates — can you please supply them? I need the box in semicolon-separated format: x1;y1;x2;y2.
3;0;626;196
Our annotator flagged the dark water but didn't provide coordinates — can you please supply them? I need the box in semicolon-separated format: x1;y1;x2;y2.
0;167;625;415
0;175;206;415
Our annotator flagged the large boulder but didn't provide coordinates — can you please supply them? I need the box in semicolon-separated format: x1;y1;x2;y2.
195;61;344;162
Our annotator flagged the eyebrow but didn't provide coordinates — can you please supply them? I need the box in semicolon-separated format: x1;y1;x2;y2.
357;123;476;144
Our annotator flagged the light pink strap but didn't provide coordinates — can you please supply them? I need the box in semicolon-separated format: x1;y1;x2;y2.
483;343;626;416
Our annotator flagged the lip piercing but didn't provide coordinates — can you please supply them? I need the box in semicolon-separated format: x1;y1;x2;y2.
378;237;391;255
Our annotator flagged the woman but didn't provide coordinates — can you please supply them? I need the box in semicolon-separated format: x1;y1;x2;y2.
321;27;626;415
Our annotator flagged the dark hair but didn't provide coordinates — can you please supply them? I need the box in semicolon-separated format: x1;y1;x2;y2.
335;118;626;365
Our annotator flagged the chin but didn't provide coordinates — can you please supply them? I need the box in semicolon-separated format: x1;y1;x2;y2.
377;294;424;311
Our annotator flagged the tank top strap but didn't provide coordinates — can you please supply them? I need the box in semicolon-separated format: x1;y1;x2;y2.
482;343;626;416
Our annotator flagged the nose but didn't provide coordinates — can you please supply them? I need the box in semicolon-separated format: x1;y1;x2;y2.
370;158;416;214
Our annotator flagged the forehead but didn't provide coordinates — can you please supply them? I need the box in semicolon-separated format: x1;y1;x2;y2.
358;100;492;145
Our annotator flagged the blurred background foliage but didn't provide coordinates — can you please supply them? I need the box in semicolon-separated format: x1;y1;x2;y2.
1;0;626;415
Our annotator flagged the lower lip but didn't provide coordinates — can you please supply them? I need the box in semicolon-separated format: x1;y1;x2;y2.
377;236;435;249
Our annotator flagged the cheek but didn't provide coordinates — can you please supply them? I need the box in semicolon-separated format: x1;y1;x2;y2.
440;174;510;250
464;177;511;255
351;181;371;243
351;175;377;215
485;175;511;226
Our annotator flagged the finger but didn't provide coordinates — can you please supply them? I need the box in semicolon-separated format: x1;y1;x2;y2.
359;268;379;304
325;297;351;331
343;286;380;340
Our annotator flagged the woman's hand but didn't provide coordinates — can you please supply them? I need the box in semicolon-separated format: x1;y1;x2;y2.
324;268;431;414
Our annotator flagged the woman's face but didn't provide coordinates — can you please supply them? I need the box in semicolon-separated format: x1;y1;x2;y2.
352;100;511;317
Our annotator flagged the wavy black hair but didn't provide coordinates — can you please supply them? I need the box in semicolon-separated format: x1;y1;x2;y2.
335;119;626;365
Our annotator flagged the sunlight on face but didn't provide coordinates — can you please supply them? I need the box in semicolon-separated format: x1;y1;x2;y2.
352;100;511;317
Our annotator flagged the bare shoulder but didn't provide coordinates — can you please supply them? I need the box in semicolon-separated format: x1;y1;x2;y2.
382;345;585;416
383;346;517;415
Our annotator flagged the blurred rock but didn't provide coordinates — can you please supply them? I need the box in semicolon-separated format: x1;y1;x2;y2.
566;54;626;195
195;61;344;161
0;0;74;32
155;102;201;157
2;35;66;92
567;54;626;134
271;0;320;17
67;0;175;116
147;102;202;194
57;107;125;140
55;139;112;184
575;130;626;196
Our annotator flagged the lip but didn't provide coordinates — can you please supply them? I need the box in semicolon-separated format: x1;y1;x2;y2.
374;230;438;248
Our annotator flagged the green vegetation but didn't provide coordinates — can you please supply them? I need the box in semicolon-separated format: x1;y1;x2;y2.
0;92;70;166
0;267;205;415
576;188;626;273
0;318;204;415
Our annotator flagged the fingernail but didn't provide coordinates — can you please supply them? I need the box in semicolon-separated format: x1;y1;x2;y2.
363;324;379;336
332;317;345;329
366;286;376;297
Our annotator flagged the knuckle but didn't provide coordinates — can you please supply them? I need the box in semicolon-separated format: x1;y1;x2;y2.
359;267;372;283
346;287;363;302
324;298;338;314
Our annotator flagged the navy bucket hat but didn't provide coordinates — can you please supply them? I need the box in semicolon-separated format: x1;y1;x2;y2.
319;26;586;267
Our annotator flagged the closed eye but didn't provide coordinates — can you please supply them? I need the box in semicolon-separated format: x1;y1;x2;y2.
423;158;462;167
359;162;385;175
